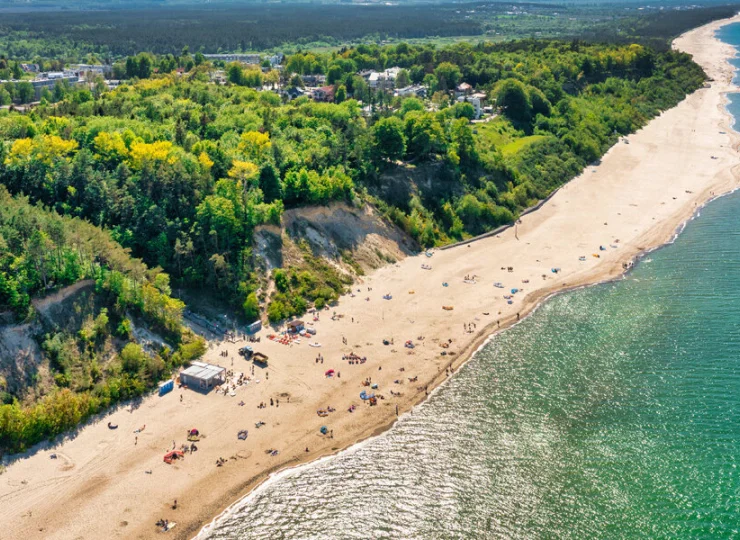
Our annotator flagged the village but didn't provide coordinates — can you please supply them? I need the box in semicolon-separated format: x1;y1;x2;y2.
1;54;495;120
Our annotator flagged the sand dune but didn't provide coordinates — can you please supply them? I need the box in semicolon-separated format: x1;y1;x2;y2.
2;16;740;540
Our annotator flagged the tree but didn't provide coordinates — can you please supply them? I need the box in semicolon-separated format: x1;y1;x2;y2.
372;117;406;162
264;69;280;88
137;55;153;79
227;63;244;85
452;101;475;120
404;112;445;160
125;56;138;79
16;82;34;104
529;87;552;117
450;118;477;167
335;84;347;103
434;62;461;91
496;78;532;124
238;131;272;162
120;343;147;374
423;73;438;94
327;65;343;85
243;292;260;322
409;65;425;84
259;163;282;203
0;86;11;106
395;69;411;89
400;97;424;116
288;73;304;88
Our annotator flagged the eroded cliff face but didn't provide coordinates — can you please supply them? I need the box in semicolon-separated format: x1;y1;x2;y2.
0;280;99;404
253;201;417;278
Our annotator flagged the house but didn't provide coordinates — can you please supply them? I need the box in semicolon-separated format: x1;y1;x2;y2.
31;74;82;100
470;92;487;104
395;84;427;98
312;85;335;102
367;67;401;91
302;74;326;86
455;82;472;96
268;53;284;67
20;63;39;73
286;86;307;100
179;361;226;392
203;53;261;64
287;320;305;333
210;70;227;85
72;64;112;77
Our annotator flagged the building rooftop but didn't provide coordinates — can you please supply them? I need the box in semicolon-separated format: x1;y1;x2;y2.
181;361;225;381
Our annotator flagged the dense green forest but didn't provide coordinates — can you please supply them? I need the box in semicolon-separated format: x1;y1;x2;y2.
0;40;706;327
1;3;737;62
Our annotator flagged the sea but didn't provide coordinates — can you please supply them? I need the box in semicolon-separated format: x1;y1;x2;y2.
198;26;740;540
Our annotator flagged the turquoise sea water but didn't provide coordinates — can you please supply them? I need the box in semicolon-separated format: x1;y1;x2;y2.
200;31;740;540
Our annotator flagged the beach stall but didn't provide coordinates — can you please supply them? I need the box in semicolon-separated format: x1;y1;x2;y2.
179;361;226;392
287;319;305;334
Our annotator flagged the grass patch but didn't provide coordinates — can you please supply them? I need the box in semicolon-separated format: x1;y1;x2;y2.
500;135;550;158
473;118;522;150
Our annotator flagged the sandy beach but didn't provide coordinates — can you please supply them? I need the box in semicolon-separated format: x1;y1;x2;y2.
2;16;740;540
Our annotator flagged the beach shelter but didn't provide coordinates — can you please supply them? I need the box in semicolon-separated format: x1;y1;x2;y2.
325;369;335;377
164;450;184;464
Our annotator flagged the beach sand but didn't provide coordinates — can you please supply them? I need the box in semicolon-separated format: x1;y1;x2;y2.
2;16;740;540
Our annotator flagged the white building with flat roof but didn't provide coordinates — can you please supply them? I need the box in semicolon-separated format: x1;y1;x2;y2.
180;361;226;392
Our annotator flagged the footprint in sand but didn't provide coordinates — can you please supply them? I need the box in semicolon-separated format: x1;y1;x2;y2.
54;453;75;472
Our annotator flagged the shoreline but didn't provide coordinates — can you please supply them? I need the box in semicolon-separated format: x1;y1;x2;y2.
198;175;740;537
2;16;740;540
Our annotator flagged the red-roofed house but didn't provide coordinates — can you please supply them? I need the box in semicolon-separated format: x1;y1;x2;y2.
312;86;335;102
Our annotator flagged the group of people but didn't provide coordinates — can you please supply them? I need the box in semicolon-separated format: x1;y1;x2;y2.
343;353;367;365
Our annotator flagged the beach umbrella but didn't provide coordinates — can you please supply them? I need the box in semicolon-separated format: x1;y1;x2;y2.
325;369;335;376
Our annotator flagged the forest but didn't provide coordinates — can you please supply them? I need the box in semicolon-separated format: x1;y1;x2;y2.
0;40;706;326
1;3;737;62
